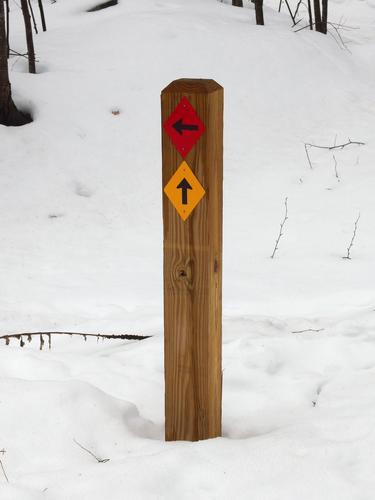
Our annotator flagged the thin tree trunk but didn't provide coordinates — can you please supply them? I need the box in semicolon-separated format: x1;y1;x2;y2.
284;0;296;25
321;0;328;34
38;0;47;32
307;0;313;29
5;0;9;58
255;0;264;25
313;0;323;33
232;0;243;6
0;0;31;125
28;0;38;35
20;0;36;73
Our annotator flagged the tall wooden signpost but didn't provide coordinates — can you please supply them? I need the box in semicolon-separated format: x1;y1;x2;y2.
161;79;223;441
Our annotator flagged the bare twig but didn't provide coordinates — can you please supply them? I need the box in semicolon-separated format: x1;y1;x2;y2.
294;21;316;33
327;22;351;52
304;143;313;169
343;213;360;260
271;197;288;259
295;20;357;39
0;459;9;483
305;139;365;151
292;328;325;334
327;20;359;53
293;0;303;19
9;49;29;59
333;154;340;182
304;139;365;169
329;21;359;31
73;439;109;463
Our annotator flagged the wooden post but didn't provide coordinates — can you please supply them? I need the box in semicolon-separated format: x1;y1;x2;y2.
161;79;223;441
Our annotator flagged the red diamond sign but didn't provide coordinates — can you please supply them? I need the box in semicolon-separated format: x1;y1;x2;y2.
163;97;205;158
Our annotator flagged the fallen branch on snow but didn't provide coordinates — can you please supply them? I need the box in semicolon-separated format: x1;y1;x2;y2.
0;331;151;350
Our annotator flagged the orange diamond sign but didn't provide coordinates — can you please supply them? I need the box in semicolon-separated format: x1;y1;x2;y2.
164;162;205;221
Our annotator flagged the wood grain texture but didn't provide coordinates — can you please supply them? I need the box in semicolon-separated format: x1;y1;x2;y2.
162;79;223;441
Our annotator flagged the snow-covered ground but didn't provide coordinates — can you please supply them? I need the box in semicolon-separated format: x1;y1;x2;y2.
1;0;375;498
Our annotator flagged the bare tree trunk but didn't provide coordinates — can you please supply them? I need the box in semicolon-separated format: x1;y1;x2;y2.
232;0;243;6
313;0;323;32
28;0;38;35
255;0;264;25
0;0;31;126
321;0;328;34
20;0;36;73
307;0;313;29
5;0;9;57
38;0;47;32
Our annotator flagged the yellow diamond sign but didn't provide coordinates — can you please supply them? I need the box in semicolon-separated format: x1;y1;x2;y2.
164;161;205;221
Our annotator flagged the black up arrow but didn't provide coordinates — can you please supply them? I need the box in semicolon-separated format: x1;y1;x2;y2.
173;118;199;136
177;178;192;205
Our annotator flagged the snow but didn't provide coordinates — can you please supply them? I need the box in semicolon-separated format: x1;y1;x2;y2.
1;0;375;498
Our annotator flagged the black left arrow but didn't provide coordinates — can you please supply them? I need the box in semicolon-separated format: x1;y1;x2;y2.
173;118;199;136
177;178;192;205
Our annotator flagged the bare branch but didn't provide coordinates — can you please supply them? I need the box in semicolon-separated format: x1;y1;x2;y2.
284;0;297;25
305;139;365;151
9;49;29;58
327;21;351;52
0;459;9;483
271;197;288;259
343;213;361;260
304;143;313;169
304;139;365;169
293;0;303;19
294;21;316;33
73;439;109;464
333;154;340;182
292;328;324;334
295;20;358;42
0;331;151;349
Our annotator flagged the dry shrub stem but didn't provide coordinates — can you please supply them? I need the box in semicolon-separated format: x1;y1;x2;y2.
0;459;9;483
271;197;289;259
73;439;109;464
343;213;360;260
304;139;365;169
